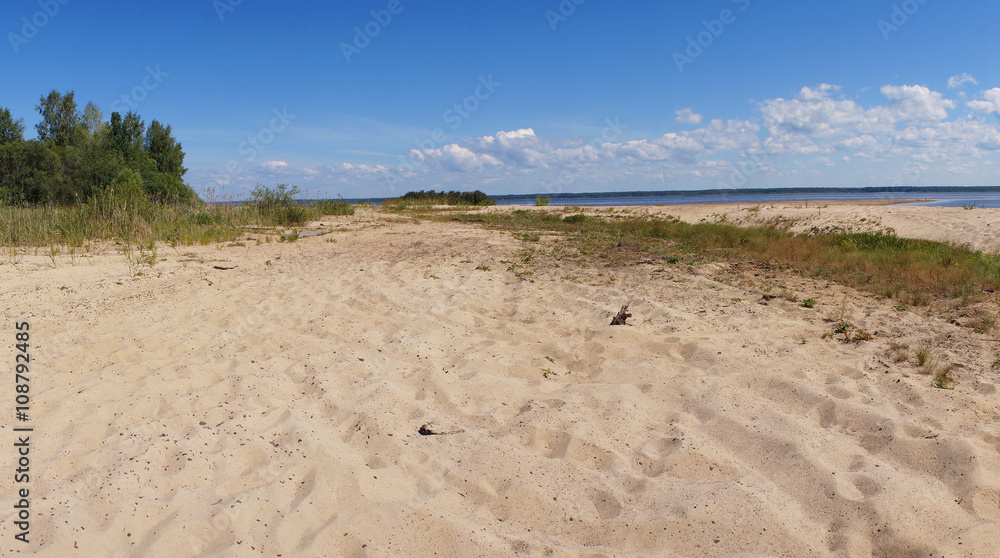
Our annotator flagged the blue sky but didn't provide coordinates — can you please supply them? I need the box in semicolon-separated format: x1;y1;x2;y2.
2;0;1000;199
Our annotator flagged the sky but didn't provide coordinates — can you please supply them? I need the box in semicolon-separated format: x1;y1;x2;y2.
2;0;1000;200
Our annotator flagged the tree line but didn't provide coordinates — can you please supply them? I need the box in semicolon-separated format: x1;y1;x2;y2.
0;90;195;206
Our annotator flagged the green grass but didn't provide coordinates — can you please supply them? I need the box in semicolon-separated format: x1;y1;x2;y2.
433;209;1000;305
0;185;357;254
801;298;817;308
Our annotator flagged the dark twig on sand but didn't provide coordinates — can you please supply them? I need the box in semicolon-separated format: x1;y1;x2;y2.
610;302;632;326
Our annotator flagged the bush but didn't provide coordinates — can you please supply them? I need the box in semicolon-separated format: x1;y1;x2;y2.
93;168;149;216
387;190;495;206
313;196;355;216
246;183;308;226
535;195;551;206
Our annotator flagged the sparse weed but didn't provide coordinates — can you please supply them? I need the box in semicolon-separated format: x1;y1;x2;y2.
801;298;817;308
916;347;932;368
852;328;874;342
933;365;956;389
969;316;995;334
886;342;909;363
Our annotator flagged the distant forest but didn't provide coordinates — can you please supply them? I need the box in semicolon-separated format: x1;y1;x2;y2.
0;90;193;206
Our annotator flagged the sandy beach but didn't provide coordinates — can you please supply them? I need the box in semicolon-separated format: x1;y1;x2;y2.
2;203;1000;557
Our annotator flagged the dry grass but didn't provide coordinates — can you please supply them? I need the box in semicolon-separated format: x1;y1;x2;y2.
426;209;1000;306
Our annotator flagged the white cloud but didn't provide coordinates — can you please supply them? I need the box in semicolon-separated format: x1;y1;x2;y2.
948;73;978;89
759;84;894;140
967;88;1000;116
190;81;1000;196
881;84;955;121
260;160;288;171
675;108;703;125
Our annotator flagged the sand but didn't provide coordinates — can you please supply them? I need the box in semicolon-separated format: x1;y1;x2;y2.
2;204;999;557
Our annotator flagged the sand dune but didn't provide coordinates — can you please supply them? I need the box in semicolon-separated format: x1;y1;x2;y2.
2;205;1000;556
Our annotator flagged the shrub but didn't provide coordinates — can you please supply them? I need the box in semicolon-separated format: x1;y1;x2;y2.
313;196;355;216
535;195;551;207
246;183;308;226
387;190;495;206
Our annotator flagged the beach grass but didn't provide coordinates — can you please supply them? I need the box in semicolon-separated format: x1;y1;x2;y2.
0;189;356;253
426;208;1000;304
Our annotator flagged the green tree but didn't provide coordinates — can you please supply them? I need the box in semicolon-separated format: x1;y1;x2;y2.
35;90;84;147
144;120;186;179
81;102;105;137
107;111;146;159
72;138;125;202
0;107;25;145
0;141;60;204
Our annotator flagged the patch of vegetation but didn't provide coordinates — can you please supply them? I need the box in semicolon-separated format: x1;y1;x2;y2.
535;195;551;207
933;365;956;389
968;315;995;334
917;347;932;367
475;263;491;272
384;190;494;207
886;342;909;363
852;328;874;342
431;210;1000;306
312;195;356;216
801;298;817;308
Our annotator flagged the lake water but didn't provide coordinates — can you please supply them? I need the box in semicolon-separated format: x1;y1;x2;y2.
491;191;1000;208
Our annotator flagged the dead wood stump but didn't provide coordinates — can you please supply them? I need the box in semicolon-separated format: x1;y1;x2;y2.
610;302;632;325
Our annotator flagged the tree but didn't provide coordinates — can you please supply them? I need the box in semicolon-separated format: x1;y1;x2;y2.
107;111;146;160
0;107;25;145
0;141;60;204
81;102;105;137
35;90;84;147
144;120;186;179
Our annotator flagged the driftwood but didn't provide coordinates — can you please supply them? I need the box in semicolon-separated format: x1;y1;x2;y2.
610;302;632;325
212;265;238;270
418;422;465;436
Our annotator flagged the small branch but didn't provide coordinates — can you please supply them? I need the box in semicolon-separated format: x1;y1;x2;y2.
610;302;632;326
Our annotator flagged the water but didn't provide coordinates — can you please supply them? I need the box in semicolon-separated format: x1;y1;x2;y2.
904;194;1000;208
490;190;1000;208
